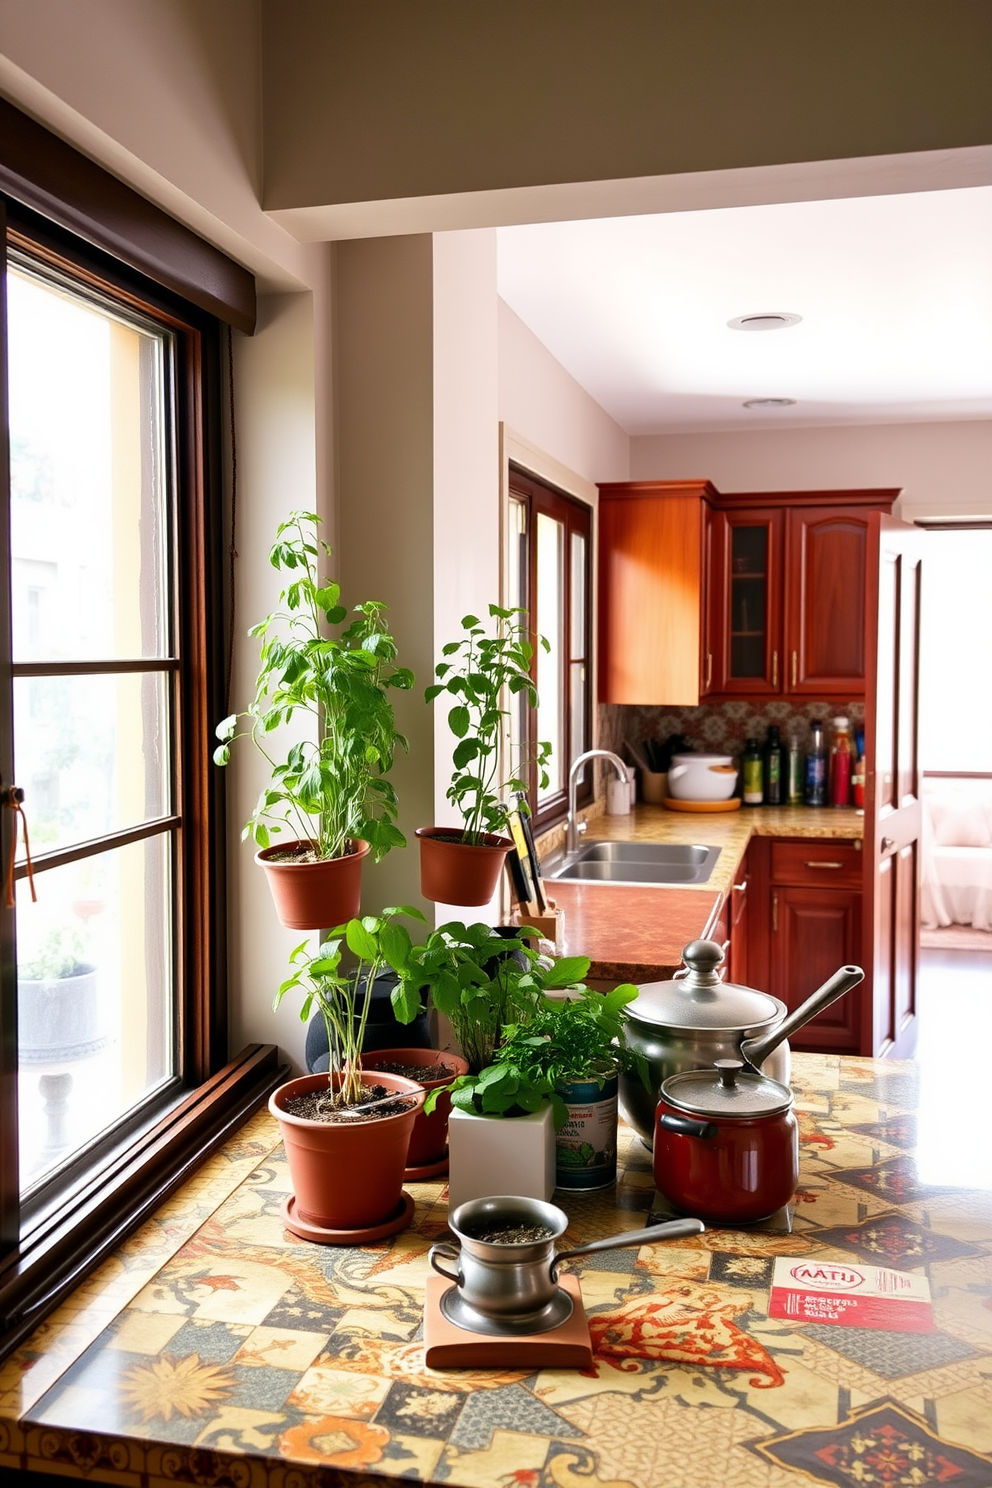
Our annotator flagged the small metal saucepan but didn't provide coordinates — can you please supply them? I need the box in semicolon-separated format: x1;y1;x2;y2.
653;965;864;1224
429;1195;704;1334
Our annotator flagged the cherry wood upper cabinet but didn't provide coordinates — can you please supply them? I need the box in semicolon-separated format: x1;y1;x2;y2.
709;506;786;697
597;484;899;705
597;480;716;705
786;505;872;697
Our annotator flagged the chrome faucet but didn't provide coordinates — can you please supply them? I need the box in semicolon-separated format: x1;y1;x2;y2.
565;749;628;855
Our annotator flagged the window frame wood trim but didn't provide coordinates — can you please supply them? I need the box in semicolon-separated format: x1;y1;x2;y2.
0;97;255;335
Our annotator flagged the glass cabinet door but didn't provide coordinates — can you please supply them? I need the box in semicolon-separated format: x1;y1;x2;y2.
714;508;784;694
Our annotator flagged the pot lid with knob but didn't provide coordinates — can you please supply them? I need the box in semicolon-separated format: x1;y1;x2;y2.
661;1058;793;1119
627;939;785;1033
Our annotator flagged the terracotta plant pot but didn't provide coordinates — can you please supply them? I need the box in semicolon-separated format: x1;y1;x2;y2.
415;826;512;906
360;1047;470;1175
256;838;370;930
269;1070;424;1233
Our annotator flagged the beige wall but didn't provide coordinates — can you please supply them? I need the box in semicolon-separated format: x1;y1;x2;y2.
498;301;629;486
630;420;992;520
261;1;992;224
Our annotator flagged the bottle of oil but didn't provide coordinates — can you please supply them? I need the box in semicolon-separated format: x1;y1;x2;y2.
785;725;804;805
763;725;783;806
742;738;763;805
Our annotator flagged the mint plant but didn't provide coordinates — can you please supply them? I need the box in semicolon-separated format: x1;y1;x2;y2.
427;605;551;842
215;511;413;861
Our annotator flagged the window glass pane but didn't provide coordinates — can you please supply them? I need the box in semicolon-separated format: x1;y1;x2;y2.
570;531;587;659
507;497;529;771
16;835;174;1193
570;660;587;766
8;266;170;661
14;673;170;857
536;512;564;801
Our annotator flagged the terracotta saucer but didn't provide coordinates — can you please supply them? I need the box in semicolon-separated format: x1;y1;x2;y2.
280;1189;415;1245
663;797;742;813
404;1153;449;1181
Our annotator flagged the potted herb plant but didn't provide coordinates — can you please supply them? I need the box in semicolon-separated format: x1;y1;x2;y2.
418;605;550;905
17;925;103;1063
496;982;639;1191
215;511;413;930
408;945;604;1209
268;907;427;1243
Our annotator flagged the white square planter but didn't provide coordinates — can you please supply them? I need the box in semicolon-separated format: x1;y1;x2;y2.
446;1105;556;1213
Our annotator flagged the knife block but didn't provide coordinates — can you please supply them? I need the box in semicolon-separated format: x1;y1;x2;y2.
512;899;564;949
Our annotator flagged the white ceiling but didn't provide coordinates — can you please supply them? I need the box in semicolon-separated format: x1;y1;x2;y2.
496;186;992;436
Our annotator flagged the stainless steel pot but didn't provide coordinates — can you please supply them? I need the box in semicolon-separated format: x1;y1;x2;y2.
429;1195;704;1334
619;939;789;1146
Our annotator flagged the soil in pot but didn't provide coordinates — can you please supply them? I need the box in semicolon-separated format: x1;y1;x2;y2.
360;1046;470;1176
281;1083;419;1123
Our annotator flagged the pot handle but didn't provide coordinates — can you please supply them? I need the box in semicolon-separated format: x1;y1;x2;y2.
551;1216;704;1280
429;1242;462;1285
668;764;688;782
658;1113;718;1139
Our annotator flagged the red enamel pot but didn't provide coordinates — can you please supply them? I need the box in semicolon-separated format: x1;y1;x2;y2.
653;1059;798;1225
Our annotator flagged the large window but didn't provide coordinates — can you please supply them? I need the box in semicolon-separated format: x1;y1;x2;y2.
0;102;273;1365
507;466;592;831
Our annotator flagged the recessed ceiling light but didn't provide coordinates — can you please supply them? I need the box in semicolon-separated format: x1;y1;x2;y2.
743;397;797;409
728;312;802;331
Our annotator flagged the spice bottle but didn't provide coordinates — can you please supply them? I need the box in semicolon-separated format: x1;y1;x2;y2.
763;725;783;806
742;738;763;805
804;718;827;807
829;716;853;807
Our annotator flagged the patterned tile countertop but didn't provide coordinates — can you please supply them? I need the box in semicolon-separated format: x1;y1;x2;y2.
4;1052;992;1488
540;804;864;982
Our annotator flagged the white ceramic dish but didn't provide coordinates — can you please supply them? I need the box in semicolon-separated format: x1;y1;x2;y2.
667;753;738;801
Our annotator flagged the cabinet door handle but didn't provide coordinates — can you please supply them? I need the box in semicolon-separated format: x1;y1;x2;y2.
733;880;748;893
772;890;778;933
791;650;798;687
771;650;778;689
804;860;844;870
705;652;712;689
881;836;895;853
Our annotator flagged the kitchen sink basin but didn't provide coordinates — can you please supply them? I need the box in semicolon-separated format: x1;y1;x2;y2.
548;841;721;885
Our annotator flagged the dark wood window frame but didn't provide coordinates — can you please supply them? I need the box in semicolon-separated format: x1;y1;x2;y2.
508;465;593;834
0;110;281;1367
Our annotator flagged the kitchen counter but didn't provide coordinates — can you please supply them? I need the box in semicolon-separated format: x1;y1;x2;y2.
4;1052;992;1488
544;804;864;982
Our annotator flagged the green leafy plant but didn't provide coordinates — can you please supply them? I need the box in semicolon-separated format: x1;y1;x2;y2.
274;907;426;1108
426;604;551;841
214;511;414;861
385;920;585;1074
19;925;90;982
441;980;637;1128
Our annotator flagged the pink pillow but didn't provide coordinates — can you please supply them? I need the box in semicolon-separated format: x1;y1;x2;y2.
930;799;992;848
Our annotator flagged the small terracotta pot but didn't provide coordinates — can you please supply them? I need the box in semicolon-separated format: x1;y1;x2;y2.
270;1070;424;1231
360;1047;469;1170
416;826;512;906
256;838;369;930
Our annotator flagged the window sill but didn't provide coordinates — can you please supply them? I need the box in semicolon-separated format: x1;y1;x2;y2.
0;1044;286;1365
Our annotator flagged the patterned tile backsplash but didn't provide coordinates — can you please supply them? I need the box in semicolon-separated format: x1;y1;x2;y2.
600;698;866;764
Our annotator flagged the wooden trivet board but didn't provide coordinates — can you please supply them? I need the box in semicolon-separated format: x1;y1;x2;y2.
423;1272;593;1369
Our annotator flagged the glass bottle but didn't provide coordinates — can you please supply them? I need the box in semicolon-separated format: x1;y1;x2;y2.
742;738;763;805
785;725;804;805
804;718;827;807
829;716;853;807
763;725;783;806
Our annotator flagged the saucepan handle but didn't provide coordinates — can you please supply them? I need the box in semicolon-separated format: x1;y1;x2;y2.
551;1216;704;1280
658;1113;717;1139
428;1242;461;1284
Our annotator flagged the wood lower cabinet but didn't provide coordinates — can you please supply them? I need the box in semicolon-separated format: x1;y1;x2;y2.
727;848;750;985
747;835;865;1052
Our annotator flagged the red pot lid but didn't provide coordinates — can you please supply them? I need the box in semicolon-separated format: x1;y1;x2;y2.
660;1059;793;1118
628;939;784;1031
